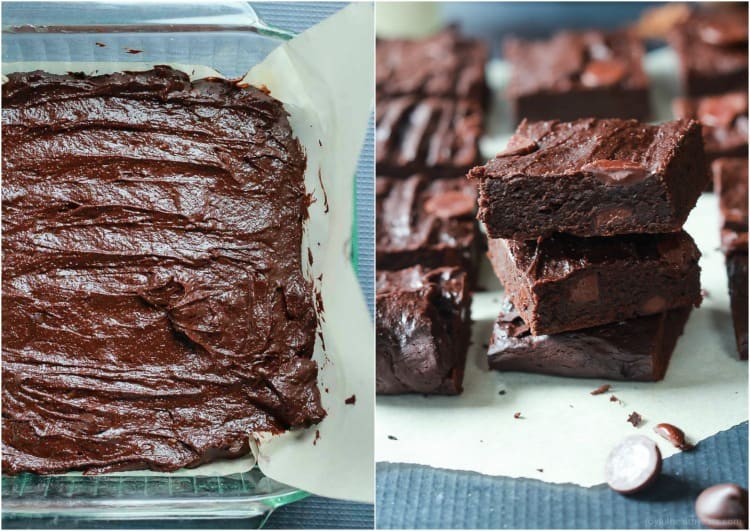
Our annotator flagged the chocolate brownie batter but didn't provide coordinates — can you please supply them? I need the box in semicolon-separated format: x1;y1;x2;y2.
2;67;324;475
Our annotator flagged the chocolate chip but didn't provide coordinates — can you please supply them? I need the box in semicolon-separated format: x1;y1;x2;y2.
582;159;648;185
595;206;634;230
497;134;538;157
423;190;475;218
695;484;749;529
641;295;666;314
627;411;643;427
698;93;747;127
605;435;662;495
698;19;748;46
569;273;599;304
581;59;627;88
590;384;611;395
653;422;695;451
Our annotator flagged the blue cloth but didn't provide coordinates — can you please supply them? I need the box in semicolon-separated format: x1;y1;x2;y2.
377;422;748;529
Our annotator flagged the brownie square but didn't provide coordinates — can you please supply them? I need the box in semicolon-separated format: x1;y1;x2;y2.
504;30;650;123
376;26;489;105
376;174;479;277
487;231;702;336
376;266;472;395
714;157;749;255
376;96;484;179
727;252;748;361
488;298;692;381
714;157;749;360
469;118;709;240
2;68;323;475
669;9;749;97
673;91;748;163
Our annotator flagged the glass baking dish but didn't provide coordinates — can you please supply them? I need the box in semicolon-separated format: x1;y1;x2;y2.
1;1;359;523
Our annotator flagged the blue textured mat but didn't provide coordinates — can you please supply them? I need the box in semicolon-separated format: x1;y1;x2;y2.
377;422;748;529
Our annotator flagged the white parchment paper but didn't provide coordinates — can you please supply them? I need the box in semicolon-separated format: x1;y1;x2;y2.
375;48;748;487
4;3;374;503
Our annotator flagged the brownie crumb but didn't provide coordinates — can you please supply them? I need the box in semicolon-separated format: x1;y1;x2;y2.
387;435;398;441
95;42;106;47
313;430;321;445
627;411;643;427
498;390;506;395
513;412;522;419
536;468;544;473
345;394;356;405
591;384;612;395
125;48;143;54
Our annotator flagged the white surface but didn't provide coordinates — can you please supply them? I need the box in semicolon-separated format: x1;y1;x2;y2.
4;4;375;503
375;48;748;486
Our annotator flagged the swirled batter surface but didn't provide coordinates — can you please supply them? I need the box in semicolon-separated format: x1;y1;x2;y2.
2;67;324;475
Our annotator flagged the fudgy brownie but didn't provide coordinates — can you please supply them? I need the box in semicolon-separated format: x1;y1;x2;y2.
727;253;748;360
376;175;479;276
488;299;692;381
713;157;749;360
673;91;748;162
714;157;749;255
2;68;324;475
504;30;650;123
376;26;488;104
376;96;483;179
669;9;748;97
487;231;702;336
469;118;709;240
376;266;471;395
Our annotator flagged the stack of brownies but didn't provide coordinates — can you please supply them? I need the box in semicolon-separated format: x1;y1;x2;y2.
470;117;710;381
375;28;488;395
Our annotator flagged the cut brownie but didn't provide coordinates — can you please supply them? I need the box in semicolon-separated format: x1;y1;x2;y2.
376;266;471;395
2;68;323;475
673;91;748;162
714;157;749;255
376;175;479;276
504;30;650;123
727;253;748;361
488;299;691;381
469;118;709;240
487;231;702;336
376;96;483;179
714;157;748;360
376;26;488;104
669;9;748;97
